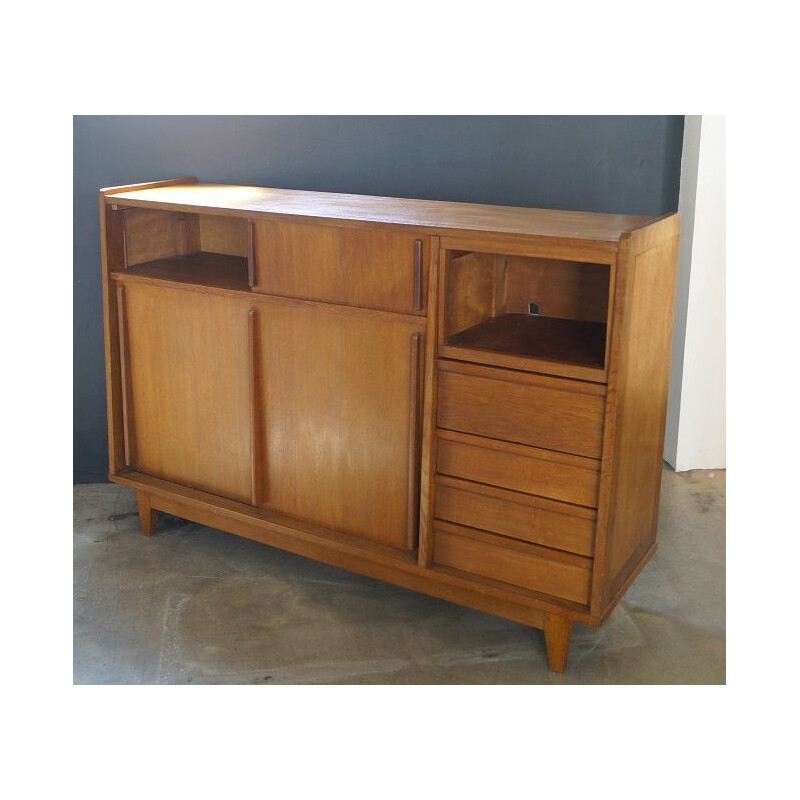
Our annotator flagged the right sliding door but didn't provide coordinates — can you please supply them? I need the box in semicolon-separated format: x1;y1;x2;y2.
255;300;425;552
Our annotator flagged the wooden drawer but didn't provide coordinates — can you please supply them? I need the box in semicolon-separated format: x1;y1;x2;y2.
252;219;427;314
435;476;596;557
437;360;605;459
434;521;592;605
436;429;600;508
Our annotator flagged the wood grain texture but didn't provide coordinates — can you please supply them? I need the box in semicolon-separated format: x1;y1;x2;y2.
252;219;428;314
447;314;606;368
104;182;653;242
437;360;606;459
112;252;250;292
433;521;592;605
256;299;425;550
198;214;248;256
135;490;157;536
435;475;597;557
99;179;199;476
436;430;600;508
417;238;441;567
504;257;610;322
543;613;572;673
116;285;135;467
441;246;611;381
99;200;126;472
407;333;423;549
591;216;680;614
445;251;497;336
102;177;198;196
122;208;197;267
123;283;253;502
248;308;262;507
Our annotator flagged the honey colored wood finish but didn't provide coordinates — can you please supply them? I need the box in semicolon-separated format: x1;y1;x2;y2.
251;219;428;314
433;521;593;605
104;183;652;242
543;613;572;674
435;476;597;557
437;360;606;459
99;179;679;674
417;237;441;568
255;299;425;550
436;430;600;508
120;282;253;502
591;216;681;614
135;490;157;536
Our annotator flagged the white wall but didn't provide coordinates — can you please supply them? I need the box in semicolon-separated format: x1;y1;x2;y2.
664;116;726;471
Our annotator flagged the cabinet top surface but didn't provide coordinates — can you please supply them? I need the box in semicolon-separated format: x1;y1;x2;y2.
103;181;660;242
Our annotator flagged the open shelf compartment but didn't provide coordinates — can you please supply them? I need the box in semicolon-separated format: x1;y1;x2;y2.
443;248;611;372
107;206;251;291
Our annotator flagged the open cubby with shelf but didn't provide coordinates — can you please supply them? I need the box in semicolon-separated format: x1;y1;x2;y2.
108;206;251;291
443;249;611;371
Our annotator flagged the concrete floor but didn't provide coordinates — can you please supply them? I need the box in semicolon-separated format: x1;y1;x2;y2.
73;466;725;684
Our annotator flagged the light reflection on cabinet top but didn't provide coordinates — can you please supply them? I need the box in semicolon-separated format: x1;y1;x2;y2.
104;180;657;243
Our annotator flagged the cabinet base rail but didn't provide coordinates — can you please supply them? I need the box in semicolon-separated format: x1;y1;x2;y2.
118;470;603;673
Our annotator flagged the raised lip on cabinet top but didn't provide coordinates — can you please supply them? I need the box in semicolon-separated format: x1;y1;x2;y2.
101;179;664;243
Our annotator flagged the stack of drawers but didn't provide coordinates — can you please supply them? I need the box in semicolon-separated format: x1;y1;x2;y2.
432;359;606;607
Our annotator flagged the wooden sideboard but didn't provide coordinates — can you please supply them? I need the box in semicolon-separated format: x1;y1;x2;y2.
99;178;680;673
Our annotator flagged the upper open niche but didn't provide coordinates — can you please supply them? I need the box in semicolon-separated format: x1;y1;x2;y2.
108;207;251;291
444;250;610;370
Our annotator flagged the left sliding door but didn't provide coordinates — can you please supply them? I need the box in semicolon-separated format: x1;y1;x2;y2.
117;282;254;503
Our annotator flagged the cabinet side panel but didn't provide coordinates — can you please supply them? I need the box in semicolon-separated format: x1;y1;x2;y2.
599;233;679;607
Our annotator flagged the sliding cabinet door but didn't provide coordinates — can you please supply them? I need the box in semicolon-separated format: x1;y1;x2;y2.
119;282;254;502
256;301;424;551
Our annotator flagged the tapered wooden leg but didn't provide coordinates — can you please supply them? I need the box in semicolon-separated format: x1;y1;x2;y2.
543;613;572;673
135;490;157;536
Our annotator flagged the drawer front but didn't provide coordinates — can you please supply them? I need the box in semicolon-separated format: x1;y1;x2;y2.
436;430;600;508
434;522;592;605
437;362;605;459
435;477;596;557
252;219;427;314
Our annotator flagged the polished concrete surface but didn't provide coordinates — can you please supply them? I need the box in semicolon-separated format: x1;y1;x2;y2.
73;466;725;684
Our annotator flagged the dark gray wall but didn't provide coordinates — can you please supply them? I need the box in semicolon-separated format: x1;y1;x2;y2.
74;115;684;482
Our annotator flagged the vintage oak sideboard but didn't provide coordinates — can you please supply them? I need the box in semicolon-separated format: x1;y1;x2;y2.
99;178;679;673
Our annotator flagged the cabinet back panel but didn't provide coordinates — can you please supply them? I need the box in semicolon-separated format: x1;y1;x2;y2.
123;283;253;502
198;214;249;257
504;257;609;322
